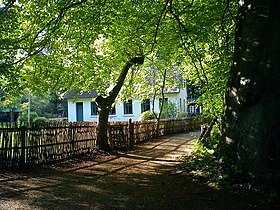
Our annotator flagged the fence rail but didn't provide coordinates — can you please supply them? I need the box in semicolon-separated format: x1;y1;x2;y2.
0;118;204;168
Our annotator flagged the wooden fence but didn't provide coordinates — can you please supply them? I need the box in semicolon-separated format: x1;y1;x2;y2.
0;122;97;168
0;118;204;168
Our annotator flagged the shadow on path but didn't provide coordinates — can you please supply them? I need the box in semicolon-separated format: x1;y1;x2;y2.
0;132;263;210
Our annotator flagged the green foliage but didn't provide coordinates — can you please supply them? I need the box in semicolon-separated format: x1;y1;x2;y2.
35;92;66;117
0;0;236;129
17;111;38;124
33;116;49;125
1;90;67;122
180;0;237;120
0;0;193;105
178;111;189;118
161;101;178;119
178;138;224;183
48;117;67;122
139;110;155;121
202;124;221;150
1;0;237;151
1;0;170;97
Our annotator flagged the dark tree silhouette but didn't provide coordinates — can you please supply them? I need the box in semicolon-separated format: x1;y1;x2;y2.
219;0;280;187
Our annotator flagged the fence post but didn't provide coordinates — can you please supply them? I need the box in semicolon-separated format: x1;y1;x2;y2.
70;123;75;154
20;126;26;166
128;118;134;149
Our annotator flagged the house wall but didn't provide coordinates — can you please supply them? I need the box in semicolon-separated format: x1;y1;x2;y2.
68;98;94;122
108;99;141;122
68;98;158;122
164;86;188;113
67;86;188;122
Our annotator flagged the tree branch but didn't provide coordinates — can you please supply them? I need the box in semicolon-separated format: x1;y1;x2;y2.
32;0;88;45
178;0;194;16
1;0;88;68
0;0;16;17
158;69;167;119
179;34;207;87
168;1;192;35
189;36;209;86
150;0;170;53
107;56;145;104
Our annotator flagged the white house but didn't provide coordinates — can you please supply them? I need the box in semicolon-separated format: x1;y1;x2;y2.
64;82;197;122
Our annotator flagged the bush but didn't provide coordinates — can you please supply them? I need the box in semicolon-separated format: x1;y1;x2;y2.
33;117;49;125
17;111;38;124
178;111;189;118
139;111;155;120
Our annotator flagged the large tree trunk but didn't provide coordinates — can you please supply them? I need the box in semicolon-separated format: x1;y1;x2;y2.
219;0;280;180
96;96;111;151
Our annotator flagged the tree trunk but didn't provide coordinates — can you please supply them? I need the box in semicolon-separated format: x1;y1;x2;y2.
219;0;280;180
95;56;144;152
96;97;111;151
154;69;167;137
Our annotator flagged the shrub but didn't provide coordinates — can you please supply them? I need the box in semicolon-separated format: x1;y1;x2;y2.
33;116;49;125
178;111;189;118
17;111;38;124
139;111;155;120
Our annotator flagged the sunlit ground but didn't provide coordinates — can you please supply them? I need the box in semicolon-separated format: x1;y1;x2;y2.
0;132;263;210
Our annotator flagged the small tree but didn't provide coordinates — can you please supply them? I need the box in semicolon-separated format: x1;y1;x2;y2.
161;100;178;119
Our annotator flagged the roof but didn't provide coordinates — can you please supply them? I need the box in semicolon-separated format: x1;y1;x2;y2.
64;90;98;99
64;86;181;100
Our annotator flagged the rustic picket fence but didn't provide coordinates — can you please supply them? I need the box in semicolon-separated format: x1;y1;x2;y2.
0;118;203;168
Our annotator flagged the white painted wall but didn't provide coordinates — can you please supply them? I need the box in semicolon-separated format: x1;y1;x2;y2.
68;98;95;122
67;100;75;122
108;99;138;122
67;86;188;122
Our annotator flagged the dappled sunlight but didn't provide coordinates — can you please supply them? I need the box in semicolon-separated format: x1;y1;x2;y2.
0;132;263;210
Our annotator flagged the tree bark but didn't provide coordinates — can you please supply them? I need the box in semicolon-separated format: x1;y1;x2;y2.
219;0;280;179
96;56;144;151
96;96;111;151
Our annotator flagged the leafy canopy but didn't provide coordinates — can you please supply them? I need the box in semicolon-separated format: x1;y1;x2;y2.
1;0;236;121
1;0;182;96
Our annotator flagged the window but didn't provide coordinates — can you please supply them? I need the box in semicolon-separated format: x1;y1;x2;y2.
109;106;116;115
124;99;133;114
141;99;150;113
188;104;196;113
91;102;98;115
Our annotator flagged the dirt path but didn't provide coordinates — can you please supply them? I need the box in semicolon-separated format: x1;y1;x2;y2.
0;132;262;210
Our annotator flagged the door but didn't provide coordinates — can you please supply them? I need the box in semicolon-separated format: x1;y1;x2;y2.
76;102;83;122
